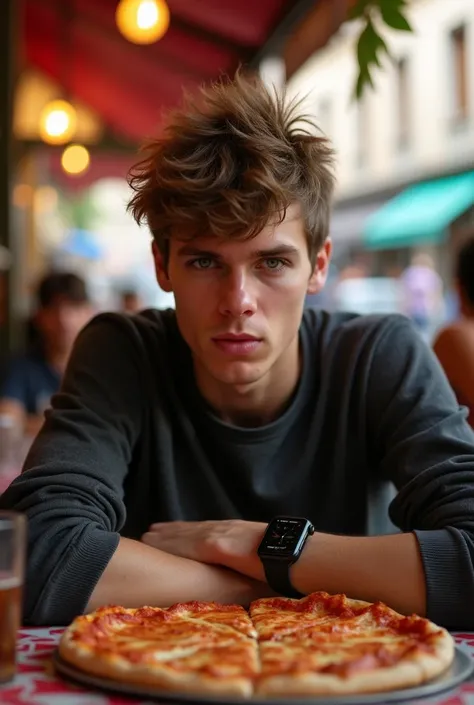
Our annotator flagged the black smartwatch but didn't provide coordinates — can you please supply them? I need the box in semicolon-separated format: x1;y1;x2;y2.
257;516;315;598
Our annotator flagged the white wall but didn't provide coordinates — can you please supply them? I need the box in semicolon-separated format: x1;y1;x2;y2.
287;0;474;201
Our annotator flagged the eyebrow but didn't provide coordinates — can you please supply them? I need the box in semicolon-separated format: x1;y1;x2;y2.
176;244;300;259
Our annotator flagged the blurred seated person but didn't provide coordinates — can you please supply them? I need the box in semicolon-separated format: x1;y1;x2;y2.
120;288;143;314
0;271;93;437
433;238;474;427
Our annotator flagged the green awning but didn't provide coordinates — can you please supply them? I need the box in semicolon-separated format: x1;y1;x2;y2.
363;170;474;250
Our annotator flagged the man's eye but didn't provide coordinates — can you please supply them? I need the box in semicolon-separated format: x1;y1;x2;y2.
189;258;214;269
263;258;287;271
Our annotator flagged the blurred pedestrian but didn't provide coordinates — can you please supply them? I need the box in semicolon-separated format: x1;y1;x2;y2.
0;271;93;437
400;253;444;340
119;288;143;314
433;239;474;427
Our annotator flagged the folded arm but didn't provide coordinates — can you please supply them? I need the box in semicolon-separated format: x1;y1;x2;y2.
88;537;269;614
142;520;426;617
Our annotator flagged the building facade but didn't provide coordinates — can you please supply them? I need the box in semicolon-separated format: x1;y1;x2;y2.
287;0;474;284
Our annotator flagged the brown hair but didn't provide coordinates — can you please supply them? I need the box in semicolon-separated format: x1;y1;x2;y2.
127;71;335;265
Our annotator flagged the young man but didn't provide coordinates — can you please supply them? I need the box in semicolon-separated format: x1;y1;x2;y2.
434;238;474;427
1;74;474;629
0;271;93;436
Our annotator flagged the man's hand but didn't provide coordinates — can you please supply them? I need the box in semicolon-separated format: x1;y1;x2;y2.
141;520;267;581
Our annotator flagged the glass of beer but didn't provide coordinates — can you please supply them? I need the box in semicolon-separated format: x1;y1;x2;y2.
0;512;26;683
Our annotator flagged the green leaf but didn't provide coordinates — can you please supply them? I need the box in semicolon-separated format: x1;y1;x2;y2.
349;0;413;100
380;0;408;8
353;65;374;100
356;20;389;70
348;0;373;21
380;5;413;31
349;0;407;20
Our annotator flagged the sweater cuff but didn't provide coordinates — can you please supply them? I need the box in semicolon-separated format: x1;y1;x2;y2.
31;528;120;626
414;528;472;629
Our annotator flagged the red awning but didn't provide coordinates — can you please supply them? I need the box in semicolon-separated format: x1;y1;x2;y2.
24;0;302;144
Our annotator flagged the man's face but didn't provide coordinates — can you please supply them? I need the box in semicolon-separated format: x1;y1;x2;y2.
153;205;331;390
36;296;92;352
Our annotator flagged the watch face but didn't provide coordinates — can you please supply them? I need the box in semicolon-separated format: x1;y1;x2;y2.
258;517;313;559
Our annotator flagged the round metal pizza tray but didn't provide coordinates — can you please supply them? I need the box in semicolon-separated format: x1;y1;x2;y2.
53;645;473;705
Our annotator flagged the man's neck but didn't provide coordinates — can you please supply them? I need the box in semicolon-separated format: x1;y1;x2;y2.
194;338;302;428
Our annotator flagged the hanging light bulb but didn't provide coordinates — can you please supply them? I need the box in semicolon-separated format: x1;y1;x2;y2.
116;0;170;45
61;144;90;176
39;100;77;145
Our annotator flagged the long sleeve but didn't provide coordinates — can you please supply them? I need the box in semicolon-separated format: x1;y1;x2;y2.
0;314;144;625
367;315;474;628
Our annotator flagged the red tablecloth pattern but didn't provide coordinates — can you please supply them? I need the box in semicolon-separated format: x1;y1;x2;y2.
1;628;474;705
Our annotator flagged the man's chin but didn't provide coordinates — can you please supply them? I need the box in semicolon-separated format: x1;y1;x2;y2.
211;361;267;387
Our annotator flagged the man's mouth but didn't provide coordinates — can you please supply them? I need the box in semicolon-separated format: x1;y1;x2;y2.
212;333;262;355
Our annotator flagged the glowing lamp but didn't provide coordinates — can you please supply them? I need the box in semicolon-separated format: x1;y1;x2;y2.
39;100;77;145
61;144;90;176
116;0;170;44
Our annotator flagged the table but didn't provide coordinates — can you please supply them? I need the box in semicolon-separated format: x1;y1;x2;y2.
1;628;474;705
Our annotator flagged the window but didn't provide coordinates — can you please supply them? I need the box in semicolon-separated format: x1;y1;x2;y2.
450;25;468;123
395;57;410;149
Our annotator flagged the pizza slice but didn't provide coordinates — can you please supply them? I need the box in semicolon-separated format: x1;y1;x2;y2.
59;603;259;696
250;592;455;695
167;600;258;639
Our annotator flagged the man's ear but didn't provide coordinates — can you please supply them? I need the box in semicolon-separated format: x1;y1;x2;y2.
152;241;173;293
307;238;332;295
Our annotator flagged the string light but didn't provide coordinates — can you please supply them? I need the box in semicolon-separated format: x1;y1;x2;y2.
61;144;90;176
116;0;170;44
39;100;77;145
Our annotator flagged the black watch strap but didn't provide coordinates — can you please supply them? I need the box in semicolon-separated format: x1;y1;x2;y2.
263;560;305;599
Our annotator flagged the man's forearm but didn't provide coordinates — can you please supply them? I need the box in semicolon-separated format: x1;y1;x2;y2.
140;521;427;617
87;537;271;612
290;532;426;616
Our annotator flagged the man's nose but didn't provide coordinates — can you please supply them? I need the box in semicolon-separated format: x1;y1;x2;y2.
217;271;257;318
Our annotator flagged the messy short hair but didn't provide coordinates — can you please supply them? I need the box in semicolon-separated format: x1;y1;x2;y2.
457;238;474;305
127;71;336;265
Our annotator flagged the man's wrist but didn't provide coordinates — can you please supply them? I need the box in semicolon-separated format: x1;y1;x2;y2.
214;522;267;581
289;532;318;595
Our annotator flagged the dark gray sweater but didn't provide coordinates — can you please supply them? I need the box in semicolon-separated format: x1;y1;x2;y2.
2;308;474;628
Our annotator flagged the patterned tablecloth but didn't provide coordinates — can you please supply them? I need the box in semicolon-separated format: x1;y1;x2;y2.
1;628;474;705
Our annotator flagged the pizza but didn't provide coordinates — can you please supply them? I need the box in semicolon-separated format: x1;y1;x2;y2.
59;592;455;698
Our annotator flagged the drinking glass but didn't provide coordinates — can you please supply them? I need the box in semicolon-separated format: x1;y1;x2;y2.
0;512;26;682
